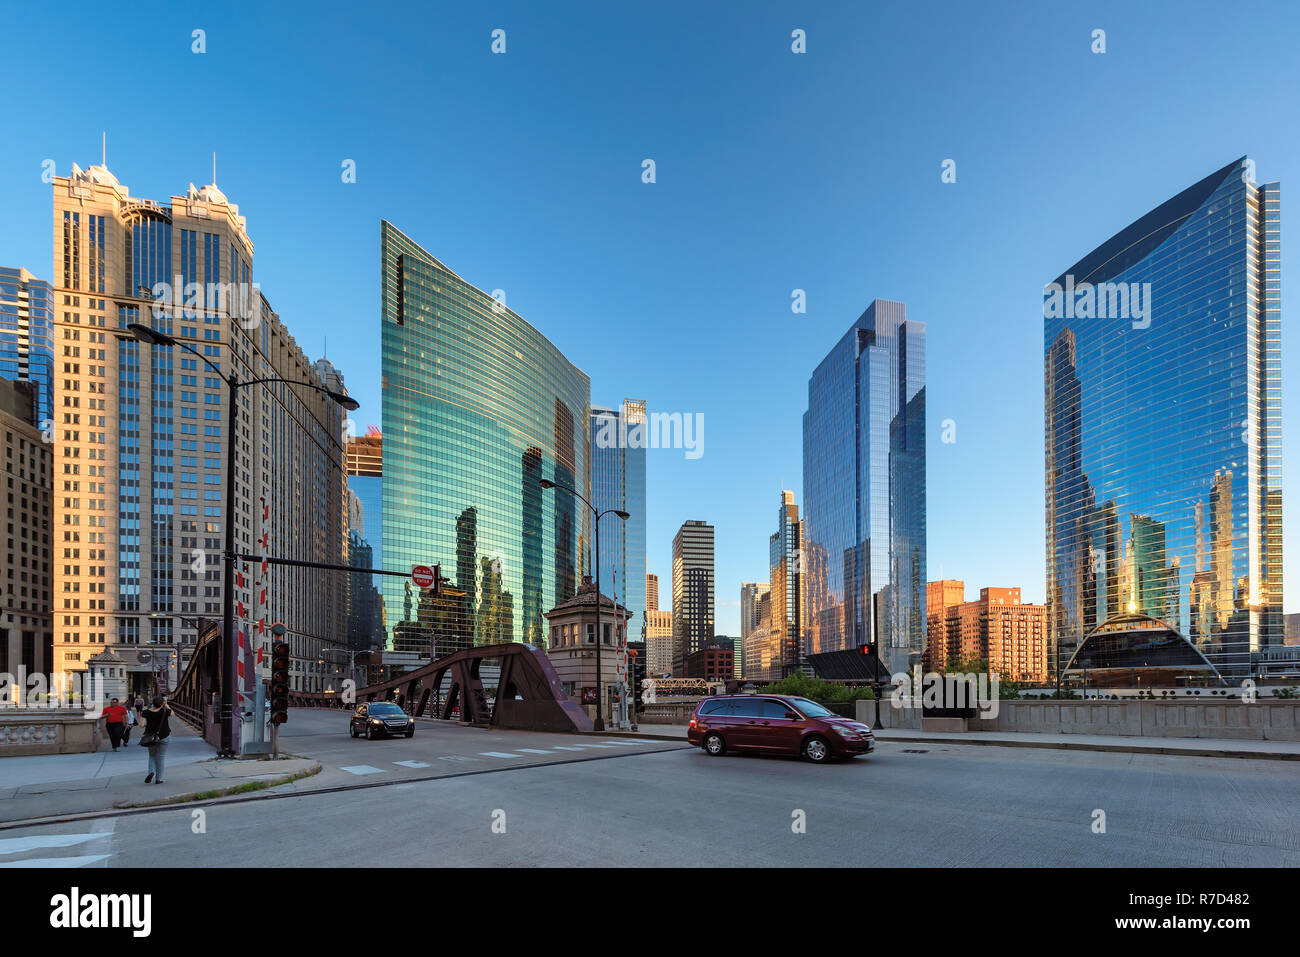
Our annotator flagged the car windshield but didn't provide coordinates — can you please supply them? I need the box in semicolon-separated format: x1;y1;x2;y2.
787;697;834;718
370;704;404;716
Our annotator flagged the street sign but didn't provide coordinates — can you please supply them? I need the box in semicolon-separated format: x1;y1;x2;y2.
412;565;435;588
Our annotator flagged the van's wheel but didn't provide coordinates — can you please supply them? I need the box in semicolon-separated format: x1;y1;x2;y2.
703;732;726;756
802;736;830;763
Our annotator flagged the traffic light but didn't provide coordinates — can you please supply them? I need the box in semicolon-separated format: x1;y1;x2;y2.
270;623;290;725
629;642;647;714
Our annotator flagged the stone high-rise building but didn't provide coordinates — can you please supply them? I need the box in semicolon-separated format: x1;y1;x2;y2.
49;162;349;695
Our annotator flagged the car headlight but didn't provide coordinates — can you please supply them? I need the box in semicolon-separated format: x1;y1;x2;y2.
371;718;382;725
833;726;854;737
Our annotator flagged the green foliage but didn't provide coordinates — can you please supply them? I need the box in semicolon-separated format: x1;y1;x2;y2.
939;655;1024;699
1274;686;1300;699
761;671;875;702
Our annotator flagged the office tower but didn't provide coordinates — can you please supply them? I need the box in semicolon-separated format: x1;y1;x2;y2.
50;162;349;694
346;428;385;653
0;379;52;686
767;490;806;679
803;299;926;675
0;266;55;427
646;572;659;611
646;606;674;677
743;590;772;681
380;221;590;653
671;520;714;673
1045;158;1282;679
926;584;1048;683
739;581;770;679
591;399;647;643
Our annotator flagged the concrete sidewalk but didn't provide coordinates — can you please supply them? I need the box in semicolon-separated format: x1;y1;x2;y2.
0;723;318;826
605;723;1300;759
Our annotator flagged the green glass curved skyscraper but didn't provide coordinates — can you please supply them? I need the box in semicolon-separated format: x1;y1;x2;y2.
380;222;590;654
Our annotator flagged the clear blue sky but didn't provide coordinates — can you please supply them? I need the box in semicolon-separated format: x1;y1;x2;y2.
2;1;1297;633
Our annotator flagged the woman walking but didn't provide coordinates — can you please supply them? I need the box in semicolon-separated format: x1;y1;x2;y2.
141;696;173;784
121;700;135;745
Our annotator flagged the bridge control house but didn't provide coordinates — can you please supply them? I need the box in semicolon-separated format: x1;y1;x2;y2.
545;577;631;722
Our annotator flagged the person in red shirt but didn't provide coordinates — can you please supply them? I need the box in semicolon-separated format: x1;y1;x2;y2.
102;698;129;751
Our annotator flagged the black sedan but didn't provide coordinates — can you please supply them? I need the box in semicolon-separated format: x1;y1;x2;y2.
349;702;415;739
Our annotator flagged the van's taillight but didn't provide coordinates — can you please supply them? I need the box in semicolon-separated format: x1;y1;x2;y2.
689;718;697;728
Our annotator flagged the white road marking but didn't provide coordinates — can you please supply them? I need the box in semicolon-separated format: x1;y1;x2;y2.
339;765;386;775
479;752;523;759
551;746;585;751
0;854;112;868
601;740;645;746
393;760;430;769
0;833;103;855
514;748;555;754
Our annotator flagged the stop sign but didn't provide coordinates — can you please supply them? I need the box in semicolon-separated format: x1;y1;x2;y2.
412;565;435;588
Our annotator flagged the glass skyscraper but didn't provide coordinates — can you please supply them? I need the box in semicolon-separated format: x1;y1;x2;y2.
380;221;591;655
1045;157;1282;680
0;266;54;427
802;299;926;676
591;400;647;643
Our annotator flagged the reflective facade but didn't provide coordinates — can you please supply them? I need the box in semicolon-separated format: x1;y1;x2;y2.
802;299;927;675
380;221;590;655
590;400;647;643
1045;158;1282;680
0;266;55;427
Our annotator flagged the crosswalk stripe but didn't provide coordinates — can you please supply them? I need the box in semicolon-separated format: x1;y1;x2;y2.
0;833;103;855
601;740;644;746
393;760;430;768
515;748;554;754
0;854;112;868
551;745;584;751
339;765;386;775
479;752;523;759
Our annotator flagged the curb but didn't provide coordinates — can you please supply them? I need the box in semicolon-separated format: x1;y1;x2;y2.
872;733;1300;760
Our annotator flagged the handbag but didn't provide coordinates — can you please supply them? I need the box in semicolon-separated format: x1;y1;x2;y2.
139;732;157;747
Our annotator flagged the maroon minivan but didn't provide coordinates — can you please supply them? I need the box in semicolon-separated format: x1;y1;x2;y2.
687;694;874;763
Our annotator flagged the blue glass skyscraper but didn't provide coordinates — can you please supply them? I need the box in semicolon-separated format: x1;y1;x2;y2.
1045;157;1282;680
0;266;54;427
803;299;926;676
591;400;647;643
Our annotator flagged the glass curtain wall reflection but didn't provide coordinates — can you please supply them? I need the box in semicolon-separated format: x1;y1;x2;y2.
380;221;591;656
590;400;647;644
1045;157;1282;680
802;299;926;676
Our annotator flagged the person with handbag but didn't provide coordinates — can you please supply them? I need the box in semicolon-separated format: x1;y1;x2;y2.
121;700;135;745
140;696;173;784
102;698;128;752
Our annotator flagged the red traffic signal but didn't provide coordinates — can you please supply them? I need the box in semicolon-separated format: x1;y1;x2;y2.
270;640;291;725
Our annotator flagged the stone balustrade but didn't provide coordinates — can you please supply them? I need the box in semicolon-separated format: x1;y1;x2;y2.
0;709;104;755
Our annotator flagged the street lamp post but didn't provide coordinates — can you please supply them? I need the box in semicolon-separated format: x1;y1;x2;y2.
127;322;357;757
538;477;628;732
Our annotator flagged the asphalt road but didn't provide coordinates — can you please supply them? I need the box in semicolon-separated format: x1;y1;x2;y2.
3;722;1298;867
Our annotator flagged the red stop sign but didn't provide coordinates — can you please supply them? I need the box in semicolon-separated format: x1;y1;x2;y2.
412;565;435;588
